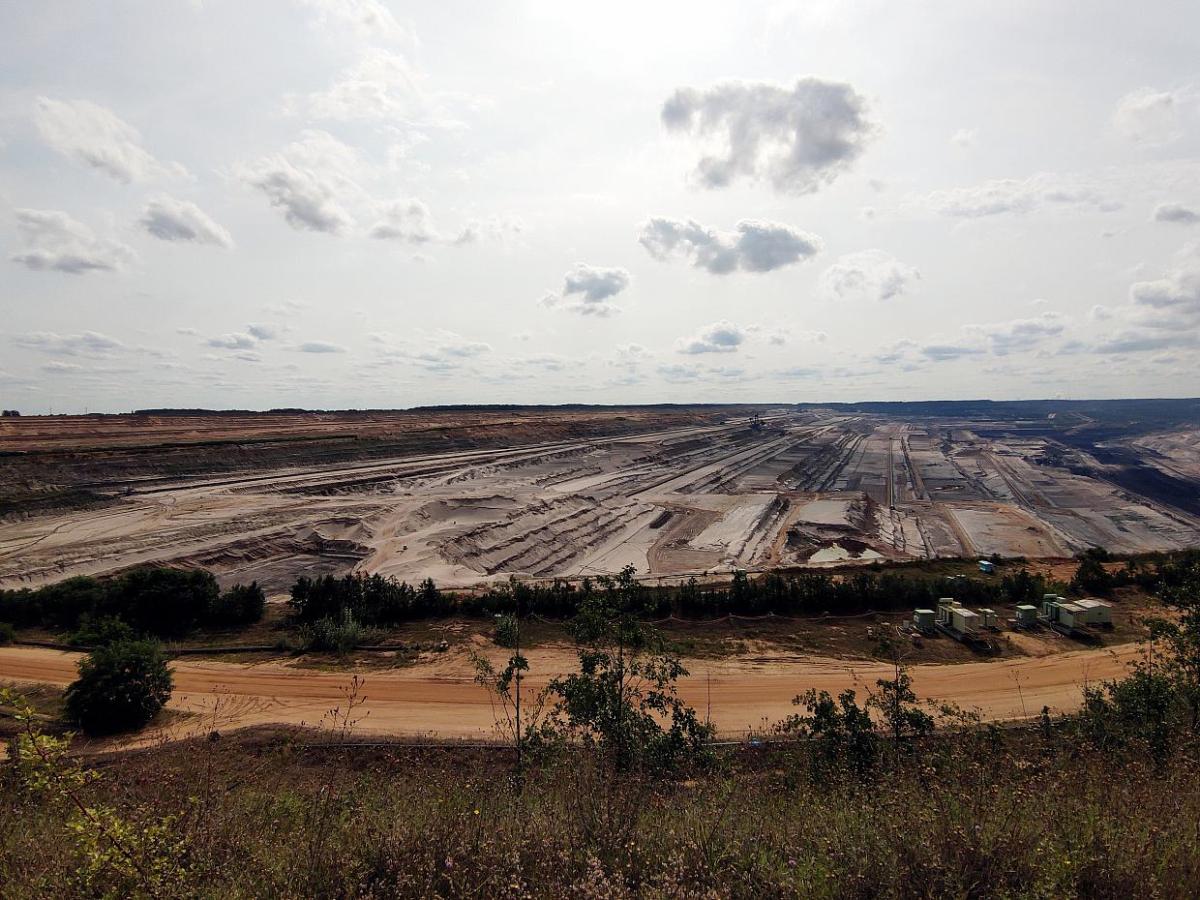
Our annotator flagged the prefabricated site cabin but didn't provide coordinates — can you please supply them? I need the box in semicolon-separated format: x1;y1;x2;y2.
913;609;936;632
1075;598;1113;626
978;559;995;574
1015;604;1038;626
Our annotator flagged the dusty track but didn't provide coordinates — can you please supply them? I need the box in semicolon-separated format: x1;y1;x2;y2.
0;642;1141;745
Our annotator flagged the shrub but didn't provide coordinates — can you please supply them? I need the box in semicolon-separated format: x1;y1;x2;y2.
300;611;368;655
0;622;14;645
493;614;520;648
68;616;138;648
64;640;173;736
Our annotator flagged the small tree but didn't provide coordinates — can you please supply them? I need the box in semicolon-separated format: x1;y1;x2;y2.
64;640;173;736
546;565;712;772
1072;554;1114;595
870;633;934;752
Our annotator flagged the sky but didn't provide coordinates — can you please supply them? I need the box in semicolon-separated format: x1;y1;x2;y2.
1;0;1199;413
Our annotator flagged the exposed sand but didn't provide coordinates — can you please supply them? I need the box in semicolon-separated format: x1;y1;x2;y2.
0;642;1141;746
4;412;1198;594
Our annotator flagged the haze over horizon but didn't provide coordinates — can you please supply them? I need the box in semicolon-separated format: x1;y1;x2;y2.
3;0;1200;414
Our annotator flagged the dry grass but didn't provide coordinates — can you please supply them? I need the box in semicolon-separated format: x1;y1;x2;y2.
3;723;1200;898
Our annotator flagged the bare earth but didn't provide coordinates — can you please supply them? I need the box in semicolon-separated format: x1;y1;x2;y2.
0;642;1141;745
3;409;1198;593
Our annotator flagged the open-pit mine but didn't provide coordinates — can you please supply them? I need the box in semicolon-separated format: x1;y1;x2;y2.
3;402;1198;594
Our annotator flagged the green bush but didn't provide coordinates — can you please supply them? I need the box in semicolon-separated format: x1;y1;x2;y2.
0;621;14;645
493;614;520;648
68;615;138;648
64;640;173;736
300;611;369;655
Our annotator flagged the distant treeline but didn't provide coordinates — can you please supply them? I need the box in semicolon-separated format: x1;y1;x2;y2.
0;568;263;638
5;551;1194;639
288;566;1059;627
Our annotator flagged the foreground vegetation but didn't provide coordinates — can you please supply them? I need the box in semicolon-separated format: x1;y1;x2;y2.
3;692;1200;897
2;554;1200;896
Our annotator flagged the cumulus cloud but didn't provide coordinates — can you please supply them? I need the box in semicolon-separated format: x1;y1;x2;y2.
369;198;438;242
541;264;631;316
819;250;920;301
564;264;630;302
139;196;233;247
640;217;821;274
238;131;358;234
661;77;874;193
1113;88;1186;145
297;340;346;353
926;173;1120;218
675;320;747;354
34;97;187;184
11;209;135;274
207;333;258;350
246;323;279;340
1124;244;1200;332
1154;202;1200;225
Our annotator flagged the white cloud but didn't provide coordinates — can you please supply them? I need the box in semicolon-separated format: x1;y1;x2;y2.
286;48;430;123
675;320;747;354
964;312;1067;355
1113;87;1185;145
207;333;258;350
246;323;279;340
238;130;359;234
926;173;1120;218
640;217;821;274
369;198;437;243
541;264;631;316
564;264;630;302
297;340;346;353
1154;202;1200;225
34;97;186;184
12;331;126;357
139;196;233;247
819;250;920;301
661;77;874;193
11;209;135;274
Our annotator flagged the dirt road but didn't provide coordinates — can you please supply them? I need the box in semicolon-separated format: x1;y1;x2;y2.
0;642;1140;745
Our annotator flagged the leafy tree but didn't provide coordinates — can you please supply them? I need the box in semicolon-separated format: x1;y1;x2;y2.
64;640;173;736
207;582;266;627
546;565;712;771
1072;555;1114;595
0;621;13;645
870;634;934;751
